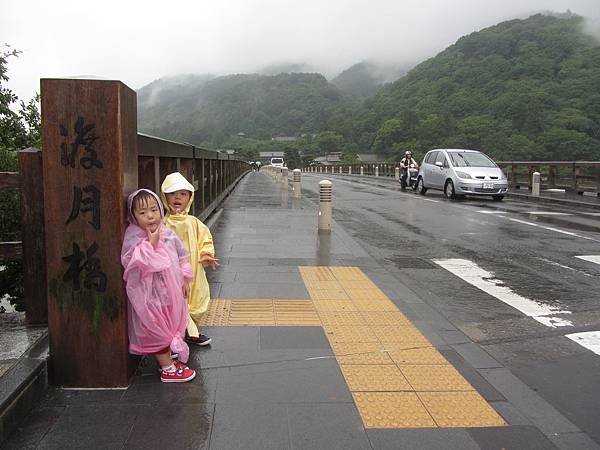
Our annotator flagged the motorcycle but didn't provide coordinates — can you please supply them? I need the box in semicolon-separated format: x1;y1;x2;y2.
400;164;419;190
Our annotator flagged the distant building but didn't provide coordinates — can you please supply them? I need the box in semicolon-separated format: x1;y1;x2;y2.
271;136;297;142
312;152;342;166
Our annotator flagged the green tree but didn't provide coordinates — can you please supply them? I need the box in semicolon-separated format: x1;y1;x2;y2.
0;46;41;310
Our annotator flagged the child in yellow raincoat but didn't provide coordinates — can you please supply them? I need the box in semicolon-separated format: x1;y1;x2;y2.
161;172;220;346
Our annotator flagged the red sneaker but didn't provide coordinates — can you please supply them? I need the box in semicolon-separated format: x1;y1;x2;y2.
157;360;189;373
160;366;196;383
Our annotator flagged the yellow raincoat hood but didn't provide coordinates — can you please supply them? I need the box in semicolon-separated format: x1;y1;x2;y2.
161;172;195;216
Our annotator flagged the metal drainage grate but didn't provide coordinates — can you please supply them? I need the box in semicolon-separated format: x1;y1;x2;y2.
386;256;437;269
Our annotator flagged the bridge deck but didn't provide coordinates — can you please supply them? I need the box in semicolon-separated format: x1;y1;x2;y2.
4;171;600;449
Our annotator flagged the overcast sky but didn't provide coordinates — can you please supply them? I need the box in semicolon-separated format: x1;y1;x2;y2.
3;0;599;102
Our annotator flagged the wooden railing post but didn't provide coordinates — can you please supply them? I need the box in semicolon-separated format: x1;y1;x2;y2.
17;148;47;325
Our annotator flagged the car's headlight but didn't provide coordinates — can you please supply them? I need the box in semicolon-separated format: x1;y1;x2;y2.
455;171;472;179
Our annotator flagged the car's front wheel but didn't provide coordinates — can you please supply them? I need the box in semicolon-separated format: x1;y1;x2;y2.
444;179;456;199
492;195;504;202
416;177;427;195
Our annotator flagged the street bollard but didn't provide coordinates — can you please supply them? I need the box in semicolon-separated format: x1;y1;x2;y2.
375;166;379;177
349;166;352;175
360;166;364;176
293;169;302;198
282;167;288;182
532;171;541;197
339;166;342;174
318;180;332;232
395;167;400;181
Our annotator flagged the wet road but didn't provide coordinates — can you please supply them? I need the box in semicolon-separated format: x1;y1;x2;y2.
301;172;600;444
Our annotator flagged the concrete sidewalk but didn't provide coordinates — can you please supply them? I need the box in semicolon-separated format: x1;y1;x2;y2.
3;171;597;449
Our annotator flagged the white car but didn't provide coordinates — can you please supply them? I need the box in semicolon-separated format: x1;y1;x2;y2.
416;149;508;201
270;157;284;168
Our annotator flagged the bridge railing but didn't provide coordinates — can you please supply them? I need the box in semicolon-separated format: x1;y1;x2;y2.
303;161;600;196
496;161;600;195
1;137;250;325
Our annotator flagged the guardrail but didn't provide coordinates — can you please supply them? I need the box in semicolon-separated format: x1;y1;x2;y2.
1;136;250;325
495;161;600;195
302;161;600;196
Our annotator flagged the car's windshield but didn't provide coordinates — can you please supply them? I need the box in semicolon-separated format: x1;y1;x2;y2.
271;158;283;164
448;152;496;168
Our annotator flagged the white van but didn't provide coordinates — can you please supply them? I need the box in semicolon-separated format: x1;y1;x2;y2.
270;157;284;168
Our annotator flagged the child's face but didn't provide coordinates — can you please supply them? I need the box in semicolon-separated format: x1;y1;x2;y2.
133;196;161;232
165;189;191;214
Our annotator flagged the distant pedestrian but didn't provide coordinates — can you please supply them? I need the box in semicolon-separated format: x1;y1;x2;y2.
161;172;219;348
121;189;196;383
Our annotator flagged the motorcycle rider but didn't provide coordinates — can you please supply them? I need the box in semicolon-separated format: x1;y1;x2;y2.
399;150;418;191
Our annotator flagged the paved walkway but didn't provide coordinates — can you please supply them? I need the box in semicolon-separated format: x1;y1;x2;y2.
3;171;597;449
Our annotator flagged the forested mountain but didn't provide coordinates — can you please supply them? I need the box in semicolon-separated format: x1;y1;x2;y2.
138;13;600;163
138;72;351;146
355;13;600;161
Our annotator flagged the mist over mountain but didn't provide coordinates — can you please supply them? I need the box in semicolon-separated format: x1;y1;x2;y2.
137;13;600;163
330;62;410;99
138;72;349;145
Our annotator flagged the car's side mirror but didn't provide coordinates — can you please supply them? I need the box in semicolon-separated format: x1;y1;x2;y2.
435;161;443;168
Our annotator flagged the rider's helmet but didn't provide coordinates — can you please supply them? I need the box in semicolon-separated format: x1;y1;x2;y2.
405;150;412;157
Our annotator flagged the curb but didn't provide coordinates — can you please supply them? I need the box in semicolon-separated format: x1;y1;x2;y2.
506;191;600;210
0;333;49;445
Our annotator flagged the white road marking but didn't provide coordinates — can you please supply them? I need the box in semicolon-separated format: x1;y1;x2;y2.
535;257;593;277
575;255;600;265
565;331;600;356
507;218;600;243
526;211;572;216
476;210;506;214
422;198;441;203
433;258;573;328
582;212;600;217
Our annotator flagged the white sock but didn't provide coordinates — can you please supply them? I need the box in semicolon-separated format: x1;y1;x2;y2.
161;364;176;373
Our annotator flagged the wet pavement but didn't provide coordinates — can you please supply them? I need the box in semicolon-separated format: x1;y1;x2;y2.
3;171;600;449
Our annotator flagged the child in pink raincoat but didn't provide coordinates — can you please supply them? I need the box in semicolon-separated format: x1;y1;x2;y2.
121;189;196;383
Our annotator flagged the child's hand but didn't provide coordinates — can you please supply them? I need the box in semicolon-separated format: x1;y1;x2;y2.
182;282;190;299
147;227;161;248
200;254;220;270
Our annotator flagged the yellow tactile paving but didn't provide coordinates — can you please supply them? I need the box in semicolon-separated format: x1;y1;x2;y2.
329;266;369;281
340;364;412;391
302;280;343;290
351;299;399;311
210;266;505;430
274;301;320;325
312;300;358;312
329;342;394;365
228;300;275;325
317;311;367;326
399;365;475;392
323;325;379;343
299;266;336;281
197;299;231;326
387;347;449;365
307;289;350;300
417;392;506;427
345;288;389;301
352;392;436;428
360;311;414;326
370;326;431;346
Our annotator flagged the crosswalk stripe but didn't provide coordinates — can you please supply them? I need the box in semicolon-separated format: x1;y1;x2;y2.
433;258;573;328
575;255;600;265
